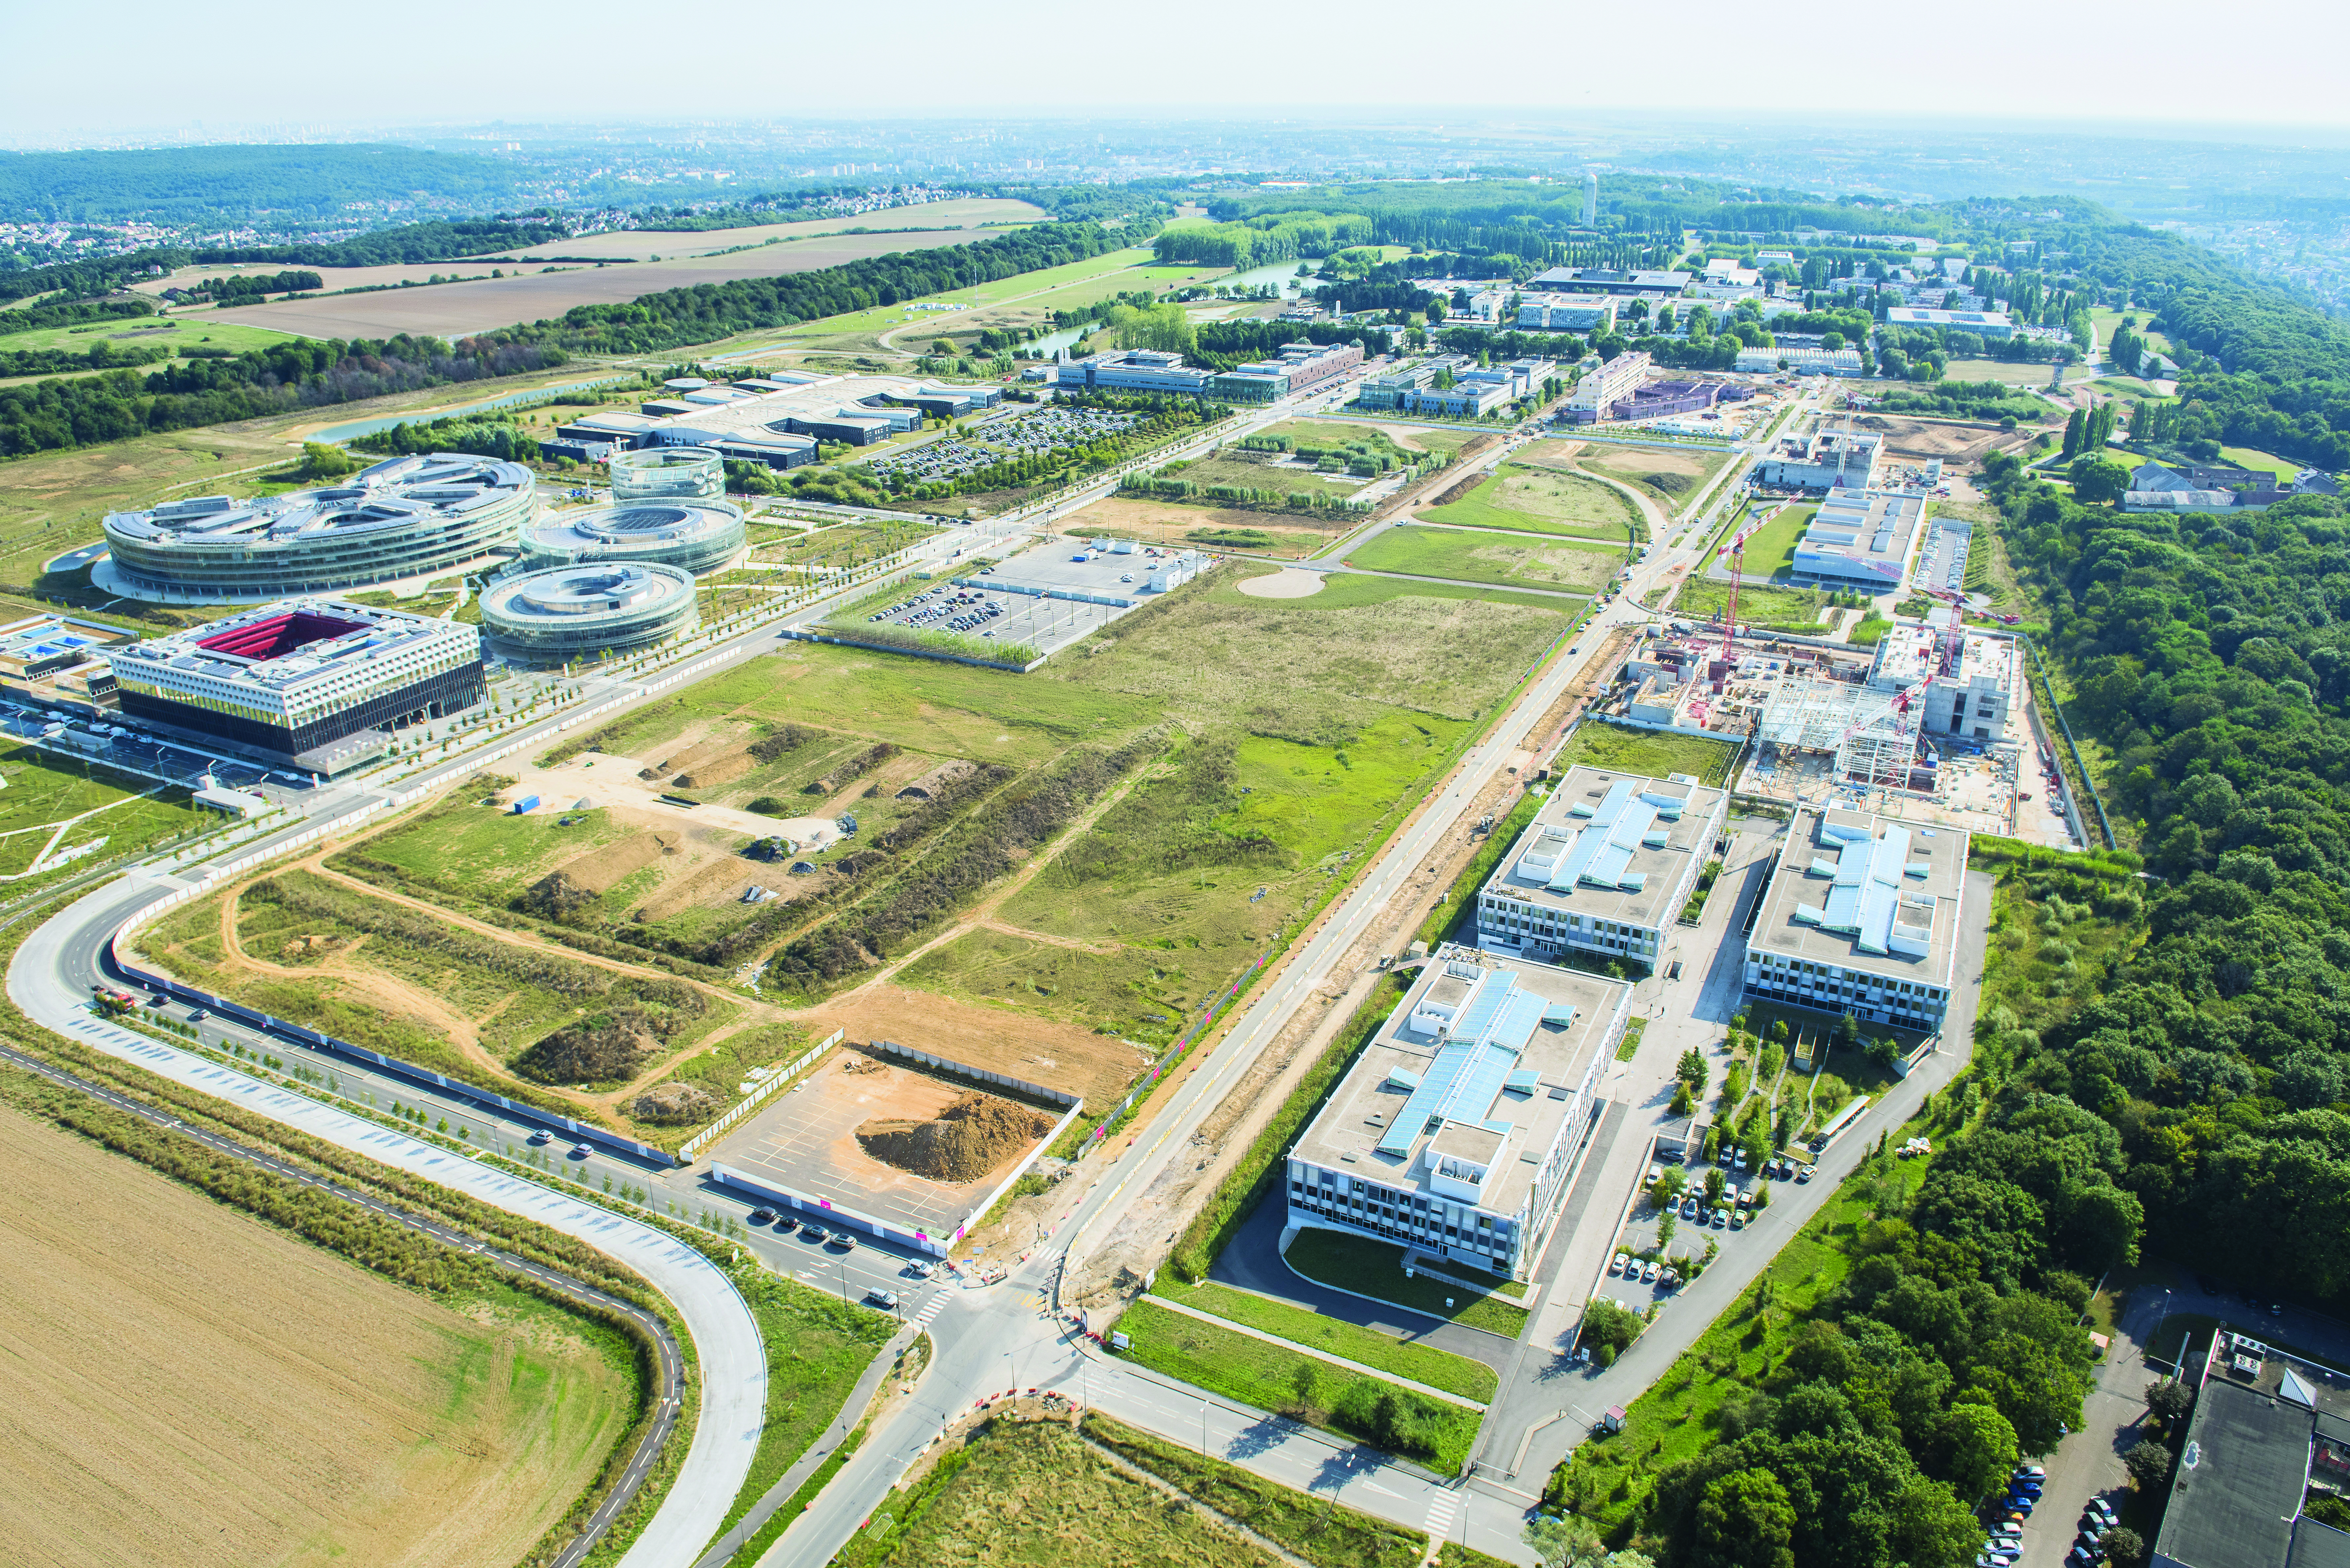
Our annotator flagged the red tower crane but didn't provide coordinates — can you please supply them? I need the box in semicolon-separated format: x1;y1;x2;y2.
1714;509;1769;662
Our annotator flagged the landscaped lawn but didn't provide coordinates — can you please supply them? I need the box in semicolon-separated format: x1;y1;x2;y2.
1113;1298;1482;1473
1348;524;1622;595
1551;721;1741;787
1162;1280;1498;1401
1281;1228;1530;1335
1672;575;1828;630
1737;504;1815;579
1421;462;1644;542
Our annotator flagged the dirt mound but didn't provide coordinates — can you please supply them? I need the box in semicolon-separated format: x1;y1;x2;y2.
631;1082;720;1124
672;751;753;791
897;759;977;801
514;870;599;925
856;1092;1054;1184
1430;471;1486;506
512;1008;663;1086
1640;470;1694;495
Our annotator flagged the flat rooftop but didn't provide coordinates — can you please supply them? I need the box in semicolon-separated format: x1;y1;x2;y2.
1794;488;1927;584
1957;629;2018;691
1748;806;1966;981
1291;951;1629;1217
109;598;474;695
1483;765;1728;931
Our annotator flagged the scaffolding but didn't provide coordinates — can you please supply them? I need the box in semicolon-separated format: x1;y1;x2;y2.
1753;675;1924;788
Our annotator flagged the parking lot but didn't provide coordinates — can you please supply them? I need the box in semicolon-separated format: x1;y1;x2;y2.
862;405;1146;485
1605;1148;1815;1310
2;703;290;796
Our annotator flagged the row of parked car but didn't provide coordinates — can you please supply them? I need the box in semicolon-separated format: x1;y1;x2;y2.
1979;1463;2125;1568
873;585;1007;635
1609;1253;1683;1289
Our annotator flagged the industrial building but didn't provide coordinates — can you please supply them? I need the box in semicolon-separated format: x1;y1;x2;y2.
1561;351;1653;424
1476;766;1730;971
1516;293;1619;332
1285;947;1630;1281
1758;427;1884;491
1741;805;1967;1031
555;372;1001;463
101;453;536;603
1787;488;1928;591
1884;306;2015;339
1735;346;1865;376
479;563;699;664
105;600;484;773
518;498;744;575
1524;267;1687;300
2149;1328;2350;1568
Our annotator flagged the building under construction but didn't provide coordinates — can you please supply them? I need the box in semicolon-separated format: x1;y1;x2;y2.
1748;620;2017;791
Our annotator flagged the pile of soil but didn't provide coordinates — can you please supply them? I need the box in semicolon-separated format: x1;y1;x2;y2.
514;870;599;925
856;1093;1055;1184
631;1082;719;1124
513;1008;662;1086
1431;471;1486;506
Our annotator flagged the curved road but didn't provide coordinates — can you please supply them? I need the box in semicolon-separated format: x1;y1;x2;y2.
9;874;768;1568
0;1031;682;1568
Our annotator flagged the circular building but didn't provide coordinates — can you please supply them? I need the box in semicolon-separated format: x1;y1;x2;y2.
478;563;699;663
609;446;723;503
518;498;744;576
101;452;536;602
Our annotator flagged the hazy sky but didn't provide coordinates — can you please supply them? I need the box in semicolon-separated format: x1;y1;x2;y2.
9;0;2346;141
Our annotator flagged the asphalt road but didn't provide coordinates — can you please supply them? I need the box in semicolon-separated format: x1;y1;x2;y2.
0;1031;683;1568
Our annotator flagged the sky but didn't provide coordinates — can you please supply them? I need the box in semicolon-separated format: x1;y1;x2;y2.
8;0;2347;142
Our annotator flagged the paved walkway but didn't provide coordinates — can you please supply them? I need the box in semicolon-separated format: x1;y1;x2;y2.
1212;1200;1515;1372
689;1326;913;1568
1144;1293;1487;1410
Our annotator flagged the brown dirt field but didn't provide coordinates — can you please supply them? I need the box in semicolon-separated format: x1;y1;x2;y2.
0;1106;630;1568
1059;496;1344;558
671;750;754;791
208;229;1007;341
1850;414;2013;462
1583;445;1707;478
557;830;674;894
800;982;1148;1108
857;1092;1058;1184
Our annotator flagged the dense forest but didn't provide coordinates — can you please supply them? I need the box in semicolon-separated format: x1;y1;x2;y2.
190;217;569;268
0;143;521;226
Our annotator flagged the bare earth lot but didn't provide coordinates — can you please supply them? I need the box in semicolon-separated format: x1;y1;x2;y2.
1060;495;1349;558
1851;414;2013;463
798;980;1153;1109
0;1106;629;1568
207;228;1009;342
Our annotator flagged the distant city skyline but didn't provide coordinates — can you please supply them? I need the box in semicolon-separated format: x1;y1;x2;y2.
7;0;2346;145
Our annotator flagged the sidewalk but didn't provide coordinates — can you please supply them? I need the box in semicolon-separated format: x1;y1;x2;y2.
1142;1292;1489;1410
690;1326;914;1568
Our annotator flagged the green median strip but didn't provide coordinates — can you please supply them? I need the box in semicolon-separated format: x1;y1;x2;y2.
1112;1298;1482;1474
1283;1228;1531;1336
1156;1279;1498;1402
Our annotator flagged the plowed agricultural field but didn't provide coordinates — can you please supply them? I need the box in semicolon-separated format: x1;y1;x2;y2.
0;1106;633;1568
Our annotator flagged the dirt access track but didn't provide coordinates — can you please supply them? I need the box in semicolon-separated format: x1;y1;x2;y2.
1850;414;2017;463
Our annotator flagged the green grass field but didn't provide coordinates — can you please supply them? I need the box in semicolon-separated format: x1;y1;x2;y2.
1113;1299;1482;1473
1738;504;1816;579
1672;575;1828;630
2221;445;2299;478
0;315;298;357
0;746;205;877
1174;452;1369;499
1551;721;1741;787
1347;524;1623;595
1158;1281;1498;1400
1572;444;1736;516
1421;463;1644;542
1282;1229;1530;1336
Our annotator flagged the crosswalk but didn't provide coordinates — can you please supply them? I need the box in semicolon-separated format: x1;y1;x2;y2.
911;1290;950;1329
1424;1489;1460;1544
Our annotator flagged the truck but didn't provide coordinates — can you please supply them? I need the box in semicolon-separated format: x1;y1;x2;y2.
91;984;139;1014
511;795;540;815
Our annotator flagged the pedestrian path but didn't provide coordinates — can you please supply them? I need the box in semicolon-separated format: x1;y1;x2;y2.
912;1289;950;1329
1424;1488;1461;1542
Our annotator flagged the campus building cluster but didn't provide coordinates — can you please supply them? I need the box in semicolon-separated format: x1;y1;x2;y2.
100;453;536;603
1473;767;1731;970
1561;351;1653;425
1758;428;1885;491
1357;354;1553;418
104;600;483;773
2123;460;2341;514
1285;948;1631;1281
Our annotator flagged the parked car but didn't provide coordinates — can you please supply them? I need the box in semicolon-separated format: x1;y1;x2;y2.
1610;1254;1628;1276
1641;1260;1658;1283
1711;1209;1729;1229
749;1208;776;1226
804;1227;830;1244
832;1232;858;1250
776;1215;800;1234
865;1289;900;1310
1795;1165;1816;1183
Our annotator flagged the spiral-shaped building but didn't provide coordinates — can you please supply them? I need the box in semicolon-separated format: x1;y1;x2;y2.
101;452;535;602
478;563;699;663
609;446;724;503
517;498;744;575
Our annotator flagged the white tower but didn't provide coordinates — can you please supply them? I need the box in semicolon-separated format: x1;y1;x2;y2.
1582;171;1599;228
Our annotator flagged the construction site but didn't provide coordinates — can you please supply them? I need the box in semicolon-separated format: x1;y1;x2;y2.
1595;613;2078;848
